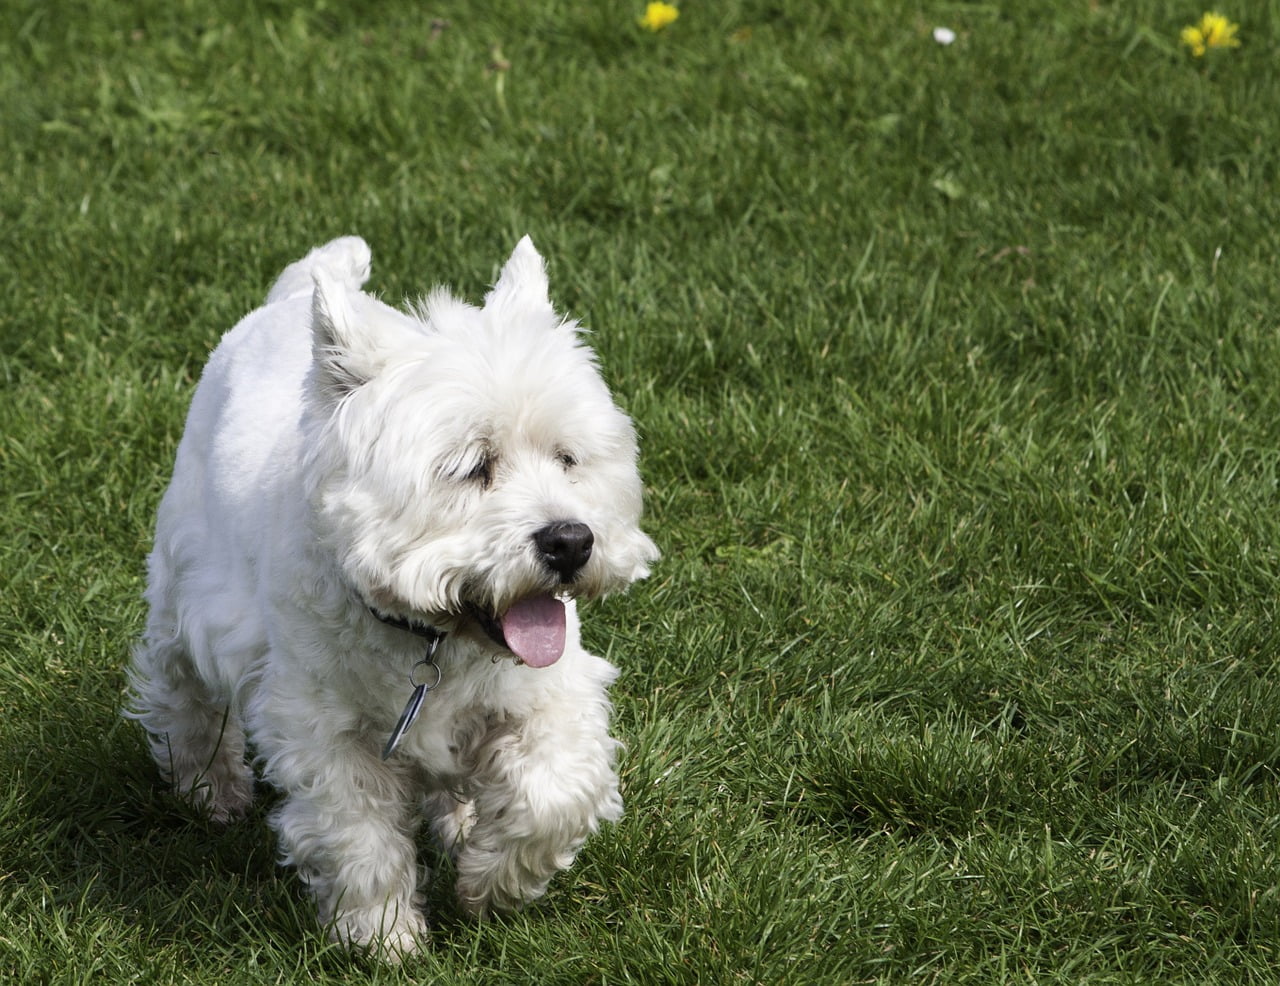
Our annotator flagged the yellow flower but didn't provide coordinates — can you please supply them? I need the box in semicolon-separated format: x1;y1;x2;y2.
1180;11;1240;57
639;2;679;32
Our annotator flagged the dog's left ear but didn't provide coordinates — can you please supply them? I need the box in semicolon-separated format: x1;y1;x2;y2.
483;236;554;317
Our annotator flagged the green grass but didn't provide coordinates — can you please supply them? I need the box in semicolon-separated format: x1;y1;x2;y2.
5;0;1280;981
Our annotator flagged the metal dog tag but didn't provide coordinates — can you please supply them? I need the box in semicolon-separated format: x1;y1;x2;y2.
382;656;442;761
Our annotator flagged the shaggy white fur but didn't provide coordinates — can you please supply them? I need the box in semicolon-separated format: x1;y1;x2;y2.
126;236;658;955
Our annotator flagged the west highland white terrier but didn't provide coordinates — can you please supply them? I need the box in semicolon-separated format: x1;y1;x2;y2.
126;235;659;954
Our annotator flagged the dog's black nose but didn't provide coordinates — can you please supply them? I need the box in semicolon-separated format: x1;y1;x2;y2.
534;522;594;581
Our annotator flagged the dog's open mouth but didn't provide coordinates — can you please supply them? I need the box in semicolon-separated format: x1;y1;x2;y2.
471;593;566;668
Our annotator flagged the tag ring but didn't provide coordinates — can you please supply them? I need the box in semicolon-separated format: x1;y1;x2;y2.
410;659;442;690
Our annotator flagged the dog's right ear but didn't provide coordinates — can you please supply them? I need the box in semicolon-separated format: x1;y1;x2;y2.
311;273;372;399
310;272;420;400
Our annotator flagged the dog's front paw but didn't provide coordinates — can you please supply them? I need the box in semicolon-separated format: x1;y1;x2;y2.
330;905;427;961
454;841;579;920
455;870;517;921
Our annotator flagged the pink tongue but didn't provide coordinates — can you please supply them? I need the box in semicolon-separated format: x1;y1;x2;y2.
499;595;566;668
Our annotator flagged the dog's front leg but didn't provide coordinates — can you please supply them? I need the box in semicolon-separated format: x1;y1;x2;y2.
453;711;622;918
265;735;426;956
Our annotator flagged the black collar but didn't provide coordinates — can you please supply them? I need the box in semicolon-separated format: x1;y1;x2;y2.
368;607;446;645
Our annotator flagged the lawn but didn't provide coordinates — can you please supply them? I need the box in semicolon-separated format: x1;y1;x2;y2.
5;1;1280;982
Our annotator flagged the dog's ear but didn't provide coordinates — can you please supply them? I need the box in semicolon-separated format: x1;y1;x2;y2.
310;272;419;400
311;273;371;398
483;236;554;318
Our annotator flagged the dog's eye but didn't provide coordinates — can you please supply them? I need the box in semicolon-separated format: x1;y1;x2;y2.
555;451;577;469
467;453;495;488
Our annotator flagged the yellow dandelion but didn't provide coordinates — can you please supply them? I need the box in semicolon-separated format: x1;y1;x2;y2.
1180;11;1240;57
639;2;679;32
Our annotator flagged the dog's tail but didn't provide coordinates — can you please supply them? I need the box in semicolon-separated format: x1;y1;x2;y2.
265;236;372;306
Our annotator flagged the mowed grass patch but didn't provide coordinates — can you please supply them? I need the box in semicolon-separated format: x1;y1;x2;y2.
6;1;1280;982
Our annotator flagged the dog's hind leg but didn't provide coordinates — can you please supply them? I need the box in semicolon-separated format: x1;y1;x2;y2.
424;789;475;862
127;635;254;822
126;596;255;823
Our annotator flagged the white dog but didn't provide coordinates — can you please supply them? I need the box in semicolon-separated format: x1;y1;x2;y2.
126;236;658;954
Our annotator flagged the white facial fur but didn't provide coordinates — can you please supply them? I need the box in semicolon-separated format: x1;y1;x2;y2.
303;237;658;623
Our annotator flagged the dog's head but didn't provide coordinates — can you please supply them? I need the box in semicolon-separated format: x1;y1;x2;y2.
301;238;659;666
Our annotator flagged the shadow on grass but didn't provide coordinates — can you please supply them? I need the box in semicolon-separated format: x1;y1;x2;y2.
4;700;480;973
6;716;286;939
